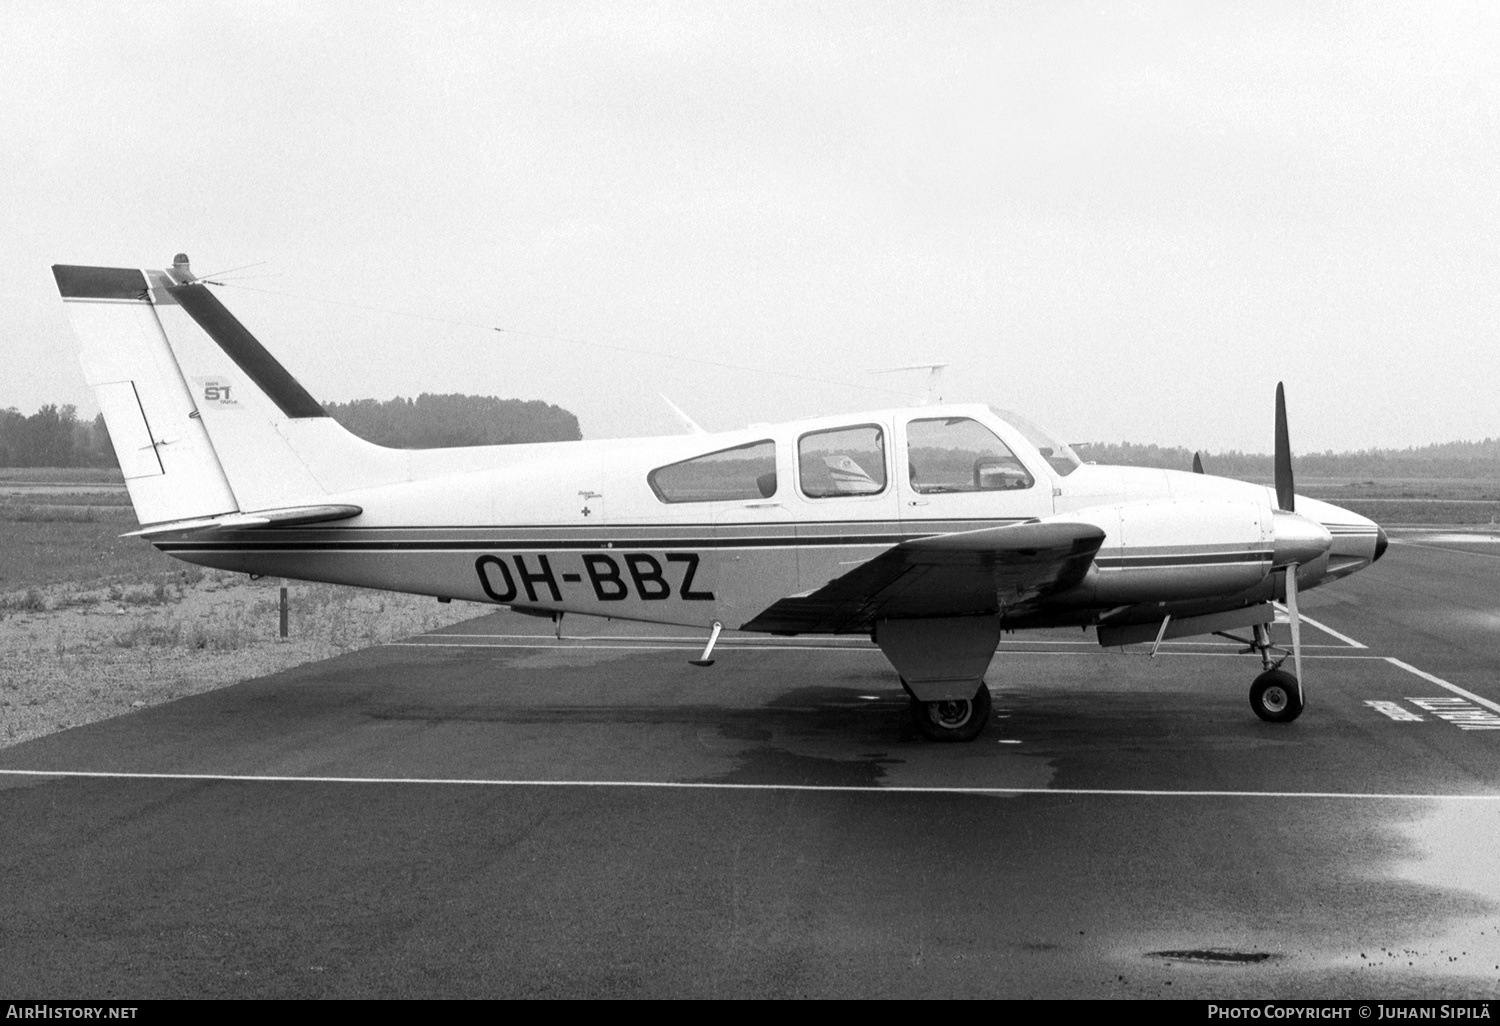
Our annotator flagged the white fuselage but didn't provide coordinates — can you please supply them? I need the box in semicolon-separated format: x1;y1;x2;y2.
151;403;1383;635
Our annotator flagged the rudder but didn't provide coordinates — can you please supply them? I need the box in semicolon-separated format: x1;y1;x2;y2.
52;264;237;525
54;258;405;525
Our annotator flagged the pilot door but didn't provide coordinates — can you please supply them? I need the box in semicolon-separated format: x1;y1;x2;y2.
790;421;902;596
898;414;1051;530
680;439;796;629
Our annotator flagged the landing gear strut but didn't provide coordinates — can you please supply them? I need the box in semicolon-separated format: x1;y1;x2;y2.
1242;623;1304;723
905;680;992;742
1215;622;1305;723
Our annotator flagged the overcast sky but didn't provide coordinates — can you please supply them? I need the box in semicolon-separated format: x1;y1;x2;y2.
4;1;1496;452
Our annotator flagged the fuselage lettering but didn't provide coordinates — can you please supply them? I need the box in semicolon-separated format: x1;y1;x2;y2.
666;552;715;601
512;554;562;603
475;555;517;603
479;550;713;605
582;554;628;601
625;554;671;600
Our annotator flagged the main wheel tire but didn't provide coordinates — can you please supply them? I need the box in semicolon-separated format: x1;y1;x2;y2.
910;682;992;742
1250;669;1304;723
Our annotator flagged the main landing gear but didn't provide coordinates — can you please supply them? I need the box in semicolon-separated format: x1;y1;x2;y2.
903;680;992;742
1223;622;1304;723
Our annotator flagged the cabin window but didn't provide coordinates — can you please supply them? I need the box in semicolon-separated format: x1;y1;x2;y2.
906;417;1034;492
798;425;887;498
649;440;778;503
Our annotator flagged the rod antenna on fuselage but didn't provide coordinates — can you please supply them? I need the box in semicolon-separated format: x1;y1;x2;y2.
658;393;707;435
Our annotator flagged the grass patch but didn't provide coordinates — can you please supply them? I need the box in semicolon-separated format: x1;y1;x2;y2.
111;618;251;651
0;503;131;524
0;588;47;613
1;570;480;749
1319;499;1500;526
1294;478;1500;525
118;581;175;605
0;518;180;594
0;491;133;508
0;468;124;484
112;623;184;649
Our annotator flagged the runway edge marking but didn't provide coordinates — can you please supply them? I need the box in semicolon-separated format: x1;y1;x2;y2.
3;768;1500;800
1386;657;1500;716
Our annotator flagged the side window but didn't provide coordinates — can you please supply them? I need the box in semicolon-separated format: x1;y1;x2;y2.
649;440;777;503
907;417;1034;492
798;425;887;499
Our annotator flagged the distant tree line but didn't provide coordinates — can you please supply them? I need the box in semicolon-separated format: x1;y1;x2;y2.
3;395;1493;477
0;394;582;467
322;394;582;448
0;405;115;468
1073;440;1500;480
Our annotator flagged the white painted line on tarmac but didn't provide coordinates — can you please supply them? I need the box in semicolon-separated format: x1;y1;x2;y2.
5;768;1500;800
1385;657;1500;716
1365;700;1424;722
1398;540;1500;561
390;641;888;654
1131;651;1383;660
390;640;1387;660
1406;697;1500;731
1298;613;1367;649
1272;603;1367;648
432;632;871;645
431;631;1348;650
1399;533;1500;544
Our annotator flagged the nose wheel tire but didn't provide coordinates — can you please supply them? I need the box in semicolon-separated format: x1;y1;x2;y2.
1250;669;1303;723
909;682;992;742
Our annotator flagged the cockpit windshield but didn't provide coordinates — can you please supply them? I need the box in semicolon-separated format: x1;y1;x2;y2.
989;408;1083;477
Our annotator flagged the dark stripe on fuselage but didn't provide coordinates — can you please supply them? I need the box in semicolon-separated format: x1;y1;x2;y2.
1095;551;1271;569
166;283;328;419
154;534;914;553
153;537;1273;573
52;265;149;301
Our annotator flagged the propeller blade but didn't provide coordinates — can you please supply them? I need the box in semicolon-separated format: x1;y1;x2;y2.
1192;451;1205;475
1285;563;1304;707
1274;382;1294;513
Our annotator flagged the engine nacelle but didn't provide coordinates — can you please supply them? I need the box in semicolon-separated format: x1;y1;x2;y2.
1054;500;1329;606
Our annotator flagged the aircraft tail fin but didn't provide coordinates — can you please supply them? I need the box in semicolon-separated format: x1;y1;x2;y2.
52;259;399;526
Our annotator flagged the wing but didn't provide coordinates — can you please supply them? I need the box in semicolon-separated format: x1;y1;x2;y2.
742;520;1106;634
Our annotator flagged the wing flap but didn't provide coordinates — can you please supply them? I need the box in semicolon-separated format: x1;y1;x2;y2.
743;520;1105;634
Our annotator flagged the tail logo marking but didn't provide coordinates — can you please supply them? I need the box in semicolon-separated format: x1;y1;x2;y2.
196;377;241;408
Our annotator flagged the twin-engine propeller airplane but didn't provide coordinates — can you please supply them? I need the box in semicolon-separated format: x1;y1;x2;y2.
52;256;1388;742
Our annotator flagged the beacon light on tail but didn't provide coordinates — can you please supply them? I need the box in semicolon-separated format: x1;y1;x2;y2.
52;255;1388;742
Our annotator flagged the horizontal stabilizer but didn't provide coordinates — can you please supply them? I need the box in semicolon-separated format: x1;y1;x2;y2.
124;504;363;537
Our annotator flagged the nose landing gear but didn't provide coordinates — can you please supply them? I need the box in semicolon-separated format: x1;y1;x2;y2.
1250;668;1303;723
1216;621;1306;723
1246;622;1304;723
